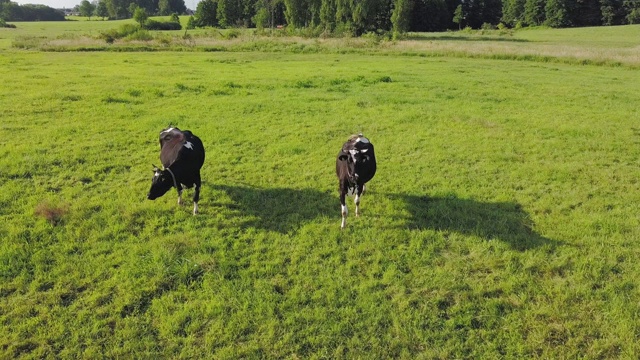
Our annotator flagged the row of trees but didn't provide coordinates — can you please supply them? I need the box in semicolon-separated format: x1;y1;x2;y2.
78;0;187;19
0;0;188;21
0;0;65;21
190;0;640;33
502;0;640;27
2;0;640;32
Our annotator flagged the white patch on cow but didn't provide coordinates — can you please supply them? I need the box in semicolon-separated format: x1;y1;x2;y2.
193;202;199;215
341;204;348;229
184;141;193;150
160;128;175;137
356;137;370;144
348;150;358;164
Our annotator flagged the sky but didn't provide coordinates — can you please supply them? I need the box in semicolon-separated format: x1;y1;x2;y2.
16;0;202;10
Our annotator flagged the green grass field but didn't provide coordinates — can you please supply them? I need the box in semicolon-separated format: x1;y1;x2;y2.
1;21;640;358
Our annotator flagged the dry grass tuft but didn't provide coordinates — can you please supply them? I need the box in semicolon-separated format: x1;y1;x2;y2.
34;201;69;225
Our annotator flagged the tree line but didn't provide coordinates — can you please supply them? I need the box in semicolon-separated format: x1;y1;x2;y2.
2;0;639;33
192;0;640;32
0;0;187;21
0;0;65;21
77;0;187;19
96;0;187;19
191;0;640;33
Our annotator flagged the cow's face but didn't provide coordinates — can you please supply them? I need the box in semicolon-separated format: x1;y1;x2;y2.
147;167;173;200
350;148;371;163
342;145;371;166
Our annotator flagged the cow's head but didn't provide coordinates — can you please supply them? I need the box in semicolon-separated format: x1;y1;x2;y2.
147;166;173;200
339;135;372;164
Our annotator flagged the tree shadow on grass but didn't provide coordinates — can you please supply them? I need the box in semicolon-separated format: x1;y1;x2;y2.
393;194;560;250
211;184;336;233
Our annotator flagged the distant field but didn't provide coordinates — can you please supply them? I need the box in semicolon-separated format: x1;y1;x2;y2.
2;19;640;67
1;22;640;358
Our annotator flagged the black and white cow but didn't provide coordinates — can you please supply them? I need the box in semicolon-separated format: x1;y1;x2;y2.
336;134;377;229
147;127;205;215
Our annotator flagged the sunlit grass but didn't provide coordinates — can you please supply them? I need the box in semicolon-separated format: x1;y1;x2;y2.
1;26;640;358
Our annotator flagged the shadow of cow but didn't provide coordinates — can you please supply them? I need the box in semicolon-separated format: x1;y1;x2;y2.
391;194;561;250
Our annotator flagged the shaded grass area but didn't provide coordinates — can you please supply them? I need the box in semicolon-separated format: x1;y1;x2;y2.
1;51;640;358
391;194;559;250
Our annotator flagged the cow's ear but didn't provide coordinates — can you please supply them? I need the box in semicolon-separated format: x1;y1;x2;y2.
338;154;349;161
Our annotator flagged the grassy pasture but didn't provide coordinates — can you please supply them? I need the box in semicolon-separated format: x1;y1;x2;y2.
2;19;640;67
1;23;640;358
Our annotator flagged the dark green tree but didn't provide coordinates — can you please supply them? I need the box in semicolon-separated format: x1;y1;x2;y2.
573;0;601;26
284;0;305;27
217;0;243;26
309;0;322;27
502;0;525;26
187;14;196;28
133;6;148;26
95;0;109;19
523;0;545;25
193;0;218;26
6;3;65;20
241;0;257;26
254;0;284;28
2;2;21;20
452;3;463;28
79;0;96;18
462;0;502;28
544;0;571;27
253;6;269;27
320;0;336;30
600;0;625;25
350;0;387;33
159;0;171;14
170;0;187;14
391;0;412;37
412;0;452;31
624;0;640;23
136;0;156;13
334;0;353;31
160;0;186;15
128;2;138;16
105;0;129;19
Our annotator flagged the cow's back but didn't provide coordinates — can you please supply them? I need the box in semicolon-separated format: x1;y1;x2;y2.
181;131;205;170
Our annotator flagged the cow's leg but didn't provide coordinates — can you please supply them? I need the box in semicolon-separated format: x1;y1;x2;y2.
192;179;201;215
177;187;183;206
340;191;347;229
355;184;364;217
